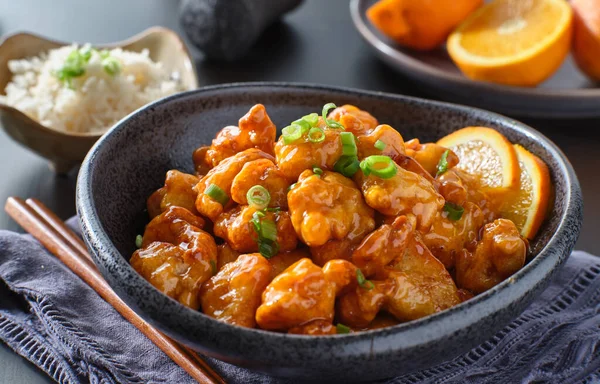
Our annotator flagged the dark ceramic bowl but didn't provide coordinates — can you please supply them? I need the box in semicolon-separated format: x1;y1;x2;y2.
76;83;582;382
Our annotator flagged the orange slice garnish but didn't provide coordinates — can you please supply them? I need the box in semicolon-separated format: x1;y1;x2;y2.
436;127;520;191
499;145;551;239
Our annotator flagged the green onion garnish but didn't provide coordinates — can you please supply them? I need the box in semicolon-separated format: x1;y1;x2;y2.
321;103;345;129
210;260;217;275
437;150;450;175
288;183;297;191
204;184;229;206
334;155;360;178
282;123;309;144
246;185;271;209
266;207;281;212
356;269;375;290
55;49;88;87
336;323;351;334
436;150;450;177
359;155;397;179
313;167;323;176
374;140;386;151
102;56;121;76
303;113;319;126
340;131;357;156
443;202;464;221
250;211;279;259
308;127;326;143
135;234;143;248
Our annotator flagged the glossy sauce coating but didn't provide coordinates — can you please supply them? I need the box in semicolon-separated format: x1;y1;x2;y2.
132;103;534;335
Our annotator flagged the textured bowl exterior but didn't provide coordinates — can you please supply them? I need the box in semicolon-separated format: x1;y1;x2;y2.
76;83;582;382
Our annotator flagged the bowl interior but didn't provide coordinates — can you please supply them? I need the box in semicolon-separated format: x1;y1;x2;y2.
87;84;564;261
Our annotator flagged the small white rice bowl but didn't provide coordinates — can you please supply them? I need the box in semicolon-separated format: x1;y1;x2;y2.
0;45;186;134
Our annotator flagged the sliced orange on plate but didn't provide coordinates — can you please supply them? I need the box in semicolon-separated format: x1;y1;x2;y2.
437;127;551;239
447;0;573;86
436;126;520;190
499;145;551;239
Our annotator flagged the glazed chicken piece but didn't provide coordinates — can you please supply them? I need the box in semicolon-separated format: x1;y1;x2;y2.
423;202;484;269
194;148;273;221
200;253;273;328
338;218;461;327
356;163;444;232
192;146;212;177
268;248;310;280
351;215;414;277
310;238;357;266
322;259;358;296
405;139;459;177
213;205;298;253
456;219;527;294
275;123;344;181
216;243;241;270
131;206;217;309
288;170;375;247
438;169;499;223
328;104;379;134
230;158;290;208
204;104;277;168
356;124;406;160
256;258;336;330
147;170;200;218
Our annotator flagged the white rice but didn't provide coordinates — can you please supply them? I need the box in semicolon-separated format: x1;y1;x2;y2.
0;44;186;134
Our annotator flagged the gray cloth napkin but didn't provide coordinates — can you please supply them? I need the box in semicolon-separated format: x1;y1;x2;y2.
1;217;599;384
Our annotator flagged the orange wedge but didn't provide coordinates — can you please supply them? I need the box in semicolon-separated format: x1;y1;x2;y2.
571;0;600;80
436;127;520;191
447;0;573;86
499;145;551;239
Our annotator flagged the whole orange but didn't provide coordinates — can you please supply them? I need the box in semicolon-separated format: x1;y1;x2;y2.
367;0;483;51
571;0;600;80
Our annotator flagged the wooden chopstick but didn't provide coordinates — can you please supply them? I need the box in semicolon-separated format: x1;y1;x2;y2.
5;197;226;384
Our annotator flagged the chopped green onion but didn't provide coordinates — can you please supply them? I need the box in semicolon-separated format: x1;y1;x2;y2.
313;167;323;176
374;140;386;151
356;269;375;290
336;323;351;334
102;56;121;76
321;103;345;129
288;183;297;191
443;202;464;221
359;155;397;179
334;155;360;178
282;124;307;144
55;49;87;86
99;50;110;59
79;46;94;62
210;260;217;275
308;127;326;143
292;118;311;132
204;184;229;206
266;207;281;212
260;219;278;241
340;131;357;156
135;234;143;248
250;211;279;259
436;150;450;177
246;185;271;209
303;113;319;126
258;239;279;259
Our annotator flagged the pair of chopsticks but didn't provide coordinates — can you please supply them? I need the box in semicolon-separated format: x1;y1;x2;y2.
4;197;226;384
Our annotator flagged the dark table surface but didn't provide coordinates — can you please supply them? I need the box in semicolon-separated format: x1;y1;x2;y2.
1;0;599;382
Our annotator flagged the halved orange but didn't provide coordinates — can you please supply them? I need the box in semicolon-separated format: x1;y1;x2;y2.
436;127;520;191
447;0;573;86
499;145;551;239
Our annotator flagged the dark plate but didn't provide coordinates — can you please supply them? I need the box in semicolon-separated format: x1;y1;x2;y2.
350;0;600;119
76;82;582;382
